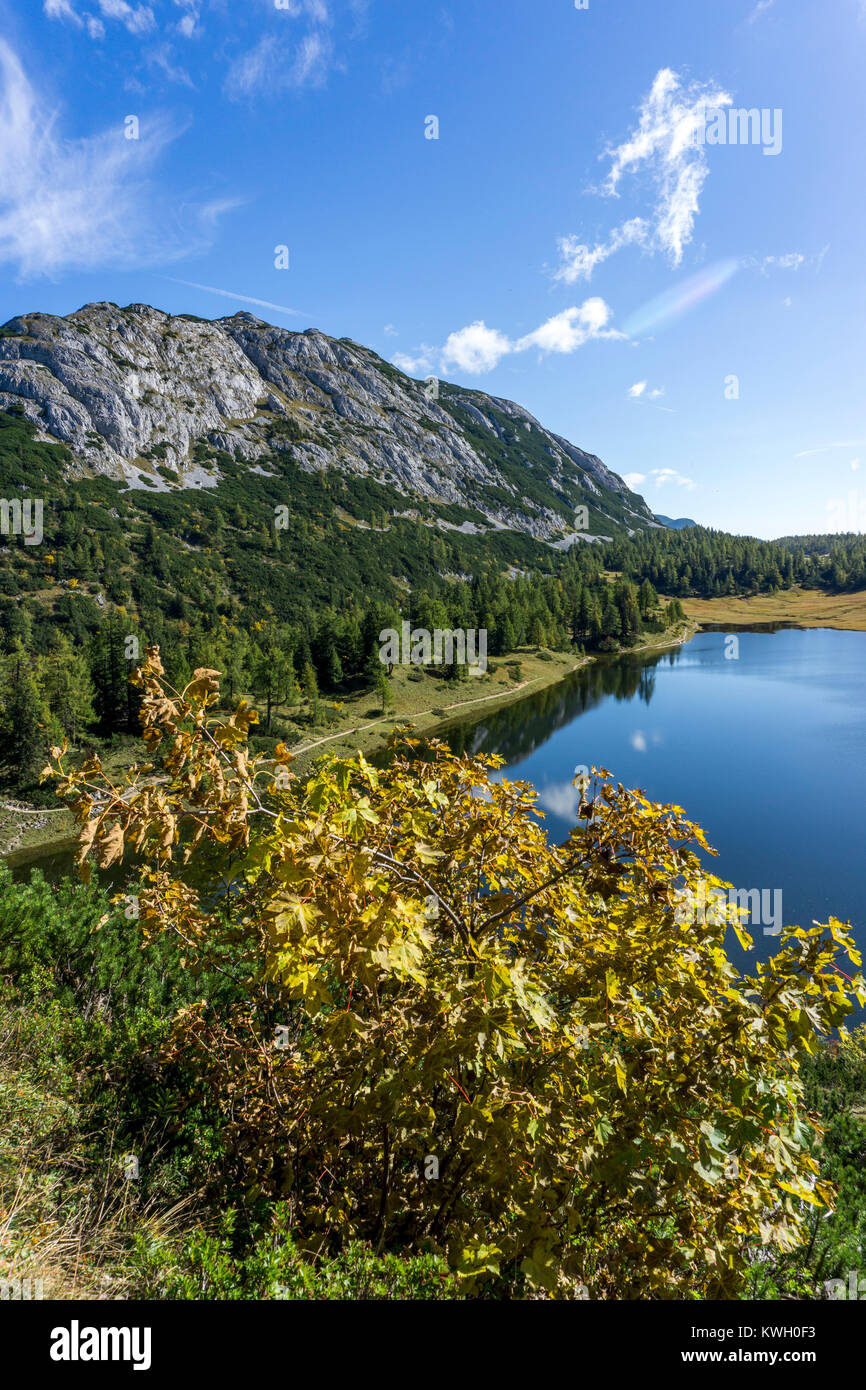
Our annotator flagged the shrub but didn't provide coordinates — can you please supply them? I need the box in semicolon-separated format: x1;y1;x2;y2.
45;650;866;1299
132;1210;459;1301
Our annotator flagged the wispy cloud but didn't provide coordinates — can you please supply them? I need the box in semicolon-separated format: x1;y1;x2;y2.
0;41;231;277
224;30;333;99
96;0;155;35
174;0;199;38
743;248;829;276
554;68;731;282
44;0;159;37
225;1;337;101
554;219;646;284
43;0;80;21
147;43;195;87
391;345;436;375
747;0;774;21
164;277;313;320
651;467;696;490
628;380;667;404
794;441;866;459
624;467;695;492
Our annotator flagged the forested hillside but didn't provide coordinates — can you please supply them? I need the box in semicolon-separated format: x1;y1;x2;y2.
2;396;865;796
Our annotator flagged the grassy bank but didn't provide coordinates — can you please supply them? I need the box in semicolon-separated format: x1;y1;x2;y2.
683;587;866;630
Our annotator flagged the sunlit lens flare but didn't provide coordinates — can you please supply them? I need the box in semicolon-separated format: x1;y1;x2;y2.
622;259;741;338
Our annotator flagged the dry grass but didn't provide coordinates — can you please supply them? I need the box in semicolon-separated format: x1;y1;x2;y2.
0;1005;194;1299
683;588;866;631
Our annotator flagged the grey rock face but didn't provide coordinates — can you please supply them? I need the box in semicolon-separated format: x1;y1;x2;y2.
0;301;655;543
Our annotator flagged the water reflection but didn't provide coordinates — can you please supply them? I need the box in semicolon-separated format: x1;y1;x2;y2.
439;649;669;765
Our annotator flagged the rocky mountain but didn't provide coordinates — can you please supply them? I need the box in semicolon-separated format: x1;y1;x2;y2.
0;301;655;546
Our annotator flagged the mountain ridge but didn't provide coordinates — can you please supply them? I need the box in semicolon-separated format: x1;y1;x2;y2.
0;300;656;546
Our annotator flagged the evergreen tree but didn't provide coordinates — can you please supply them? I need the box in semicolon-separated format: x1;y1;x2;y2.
0;645;49;786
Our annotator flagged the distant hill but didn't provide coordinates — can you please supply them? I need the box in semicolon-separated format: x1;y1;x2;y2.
654;514;698;530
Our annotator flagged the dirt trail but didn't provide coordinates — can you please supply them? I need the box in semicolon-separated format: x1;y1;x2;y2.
291;666;586;758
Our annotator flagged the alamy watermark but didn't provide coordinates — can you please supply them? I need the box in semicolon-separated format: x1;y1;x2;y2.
379;622;488;673
825;1271;866;1300
50;1323;151;1371
0;497;42;545
692;106;782;156
674;880;783;936
1;1277;44;1299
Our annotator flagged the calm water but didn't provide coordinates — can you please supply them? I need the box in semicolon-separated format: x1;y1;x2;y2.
443;628;866;966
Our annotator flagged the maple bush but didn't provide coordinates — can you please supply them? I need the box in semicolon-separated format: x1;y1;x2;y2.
45;649;865;1298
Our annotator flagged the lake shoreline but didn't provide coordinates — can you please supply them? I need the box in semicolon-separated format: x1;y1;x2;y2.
8;601;864;869
3;619;698;868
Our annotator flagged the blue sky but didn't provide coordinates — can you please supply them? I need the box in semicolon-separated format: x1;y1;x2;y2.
1;0;864;538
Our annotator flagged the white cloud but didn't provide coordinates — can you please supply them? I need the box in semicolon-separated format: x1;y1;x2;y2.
391;346;436;375
651;467;696;490
628;381;666;404
630;731;648;753
438;300;618;376
554;68;731;281
0;41;230;277
516;300;619;354
852;459;861;471
440;322;512;375
383;323;398;337
625;467;696;493
747;0;774;20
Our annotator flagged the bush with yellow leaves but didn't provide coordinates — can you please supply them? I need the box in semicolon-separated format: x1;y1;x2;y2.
45;648;865;1298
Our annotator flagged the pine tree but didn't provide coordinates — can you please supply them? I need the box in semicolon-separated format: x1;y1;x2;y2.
0;645;49;786
40;637;95;743
301;659;319;706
